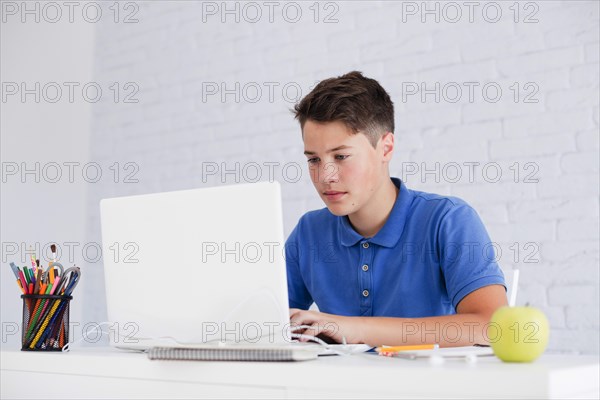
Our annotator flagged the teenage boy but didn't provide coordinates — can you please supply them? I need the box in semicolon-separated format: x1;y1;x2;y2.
286;71;507;347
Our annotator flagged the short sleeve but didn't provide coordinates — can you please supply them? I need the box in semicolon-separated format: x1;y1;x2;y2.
285;221;313;310
438;204;506;309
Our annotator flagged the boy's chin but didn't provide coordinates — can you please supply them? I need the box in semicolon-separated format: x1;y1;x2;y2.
324;204;352;217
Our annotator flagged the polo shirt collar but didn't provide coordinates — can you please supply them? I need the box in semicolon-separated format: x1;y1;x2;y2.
339;178;413;248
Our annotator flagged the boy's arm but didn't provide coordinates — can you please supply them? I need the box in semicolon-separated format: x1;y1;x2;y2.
290;284;508;347
285;222;313;309
358;283;507;346
289;202;507;346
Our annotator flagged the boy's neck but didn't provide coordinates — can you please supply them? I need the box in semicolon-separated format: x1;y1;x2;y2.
347;177;399;238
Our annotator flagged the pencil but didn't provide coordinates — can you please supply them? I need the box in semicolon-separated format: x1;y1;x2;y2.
375;344;437;353
59;321;65;348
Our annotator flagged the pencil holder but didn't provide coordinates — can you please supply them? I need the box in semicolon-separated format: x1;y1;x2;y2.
21;294;72;351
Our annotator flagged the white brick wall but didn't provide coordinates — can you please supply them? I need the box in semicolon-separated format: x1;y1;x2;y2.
86;1;599;354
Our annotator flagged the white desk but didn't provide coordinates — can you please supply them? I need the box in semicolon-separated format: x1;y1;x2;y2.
1;348;598;399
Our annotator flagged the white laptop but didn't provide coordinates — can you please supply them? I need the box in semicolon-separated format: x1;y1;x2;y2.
100;181;319;360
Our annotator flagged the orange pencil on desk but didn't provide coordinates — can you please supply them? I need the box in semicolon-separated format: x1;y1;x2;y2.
376;344;438;355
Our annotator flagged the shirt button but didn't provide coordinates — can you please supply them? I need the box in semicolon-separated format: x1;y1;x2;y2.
362;264;369;272
362;290;369;297
362;242;369;249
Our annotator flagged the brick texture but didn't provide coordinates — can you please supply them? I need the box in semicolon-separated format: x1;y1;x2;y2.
85;1;599;354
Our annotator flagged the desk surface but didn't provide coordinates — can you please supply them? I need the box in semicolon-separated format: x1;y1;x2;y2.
1;348;599;399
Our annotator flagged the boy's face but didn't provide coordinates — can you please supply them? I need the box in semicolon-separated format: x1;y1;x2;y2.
302;119;393;217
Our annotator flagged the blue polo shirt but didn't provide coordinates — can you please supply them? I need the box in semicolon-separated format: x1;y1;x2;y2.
285;177;506;317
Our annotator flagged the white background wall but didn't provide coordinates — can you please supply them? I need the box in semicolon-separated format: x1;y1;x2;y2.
2;1;598;354
1;10;95;348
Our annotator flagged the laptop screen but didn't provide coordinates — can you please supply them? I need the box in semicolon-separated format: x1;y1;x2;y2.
100;181;291;348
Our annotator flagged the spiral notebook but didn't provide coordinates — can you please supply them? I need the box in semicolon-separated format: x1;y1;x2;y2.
147;345;319;362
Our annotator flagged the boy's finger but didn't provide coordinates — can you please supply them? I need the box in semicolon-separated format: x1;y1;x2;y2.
300;323;321;342
307;322;322;336
289;313;309;328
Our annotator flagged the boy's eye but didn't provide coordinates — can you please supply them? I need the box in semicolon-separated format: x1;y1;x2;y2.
335;155;349;161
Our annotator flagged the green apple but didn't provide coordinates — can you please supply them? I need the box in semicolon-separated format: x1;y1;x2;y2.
488;306;549;362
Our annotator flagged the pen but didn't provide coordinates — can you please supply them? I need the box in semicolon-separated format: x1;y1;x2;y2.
63;267;81;295
18;269;29;294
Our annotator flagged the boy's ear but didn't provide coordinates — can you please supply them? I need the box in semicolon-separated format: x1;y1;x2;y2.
381;132;395;160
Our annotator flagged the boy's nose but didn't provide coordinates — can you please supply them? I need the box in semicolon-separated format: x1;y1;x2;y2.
320;162;339;183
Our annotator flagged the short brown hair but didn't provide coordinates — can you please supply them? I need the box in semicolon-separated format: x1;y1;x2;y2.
293;71;394;148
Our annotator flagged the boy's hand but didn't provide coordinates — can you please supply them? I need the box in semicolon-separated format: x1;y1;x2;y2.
289;308;364;344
